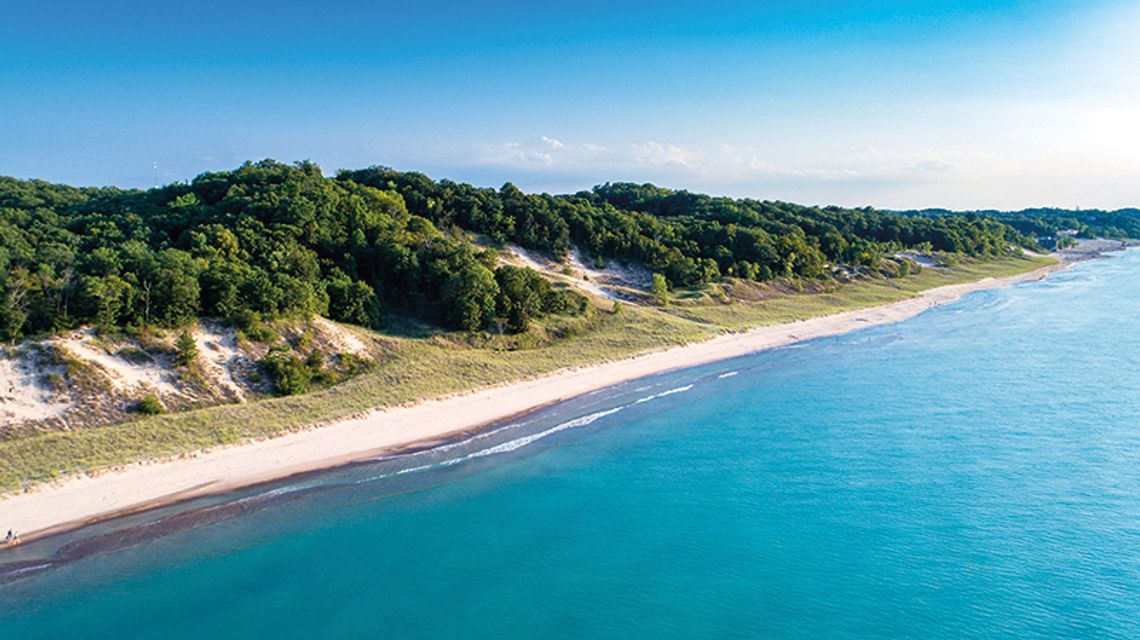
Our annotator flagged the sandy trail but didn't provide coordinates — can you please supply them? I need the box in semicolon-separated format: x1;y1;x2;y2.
0;262;1066;541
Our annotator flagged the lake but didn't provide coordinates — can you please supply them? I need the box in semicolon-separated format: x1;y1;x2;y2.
2;251;1138;639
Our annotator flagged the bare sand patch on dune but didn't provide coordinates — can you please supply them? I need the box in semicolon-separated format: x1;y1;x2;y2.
0;350;71;426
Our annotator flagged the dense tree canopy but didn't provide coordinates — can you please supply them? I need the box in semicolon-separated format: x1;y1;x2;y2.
341;168;1026;288
0;160;1037;341
0;161;582;340
900;207;1140;248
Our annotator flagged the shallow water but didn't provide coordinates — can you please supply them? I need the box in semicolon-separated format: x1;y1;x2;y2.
2;252;1139;639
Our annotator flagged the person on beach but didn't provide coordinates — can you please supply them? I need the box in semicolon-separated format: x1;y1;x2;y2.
4;529;18;545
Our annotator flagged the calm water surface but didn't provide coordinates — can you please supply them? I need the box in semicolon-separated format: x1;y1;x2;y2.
2;251;1139;639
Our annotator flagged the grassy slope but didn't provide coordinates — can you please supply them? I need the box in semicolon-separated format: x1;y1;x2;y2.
0;254;1056;493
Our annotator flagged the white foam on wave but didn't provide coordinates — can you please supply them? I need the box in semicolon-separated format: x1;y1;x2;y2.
634;384;694;404
354;462;440;485
421;421;531;455
353;407;628;485
4;563;53;577
717;371;738;379
363;420;532;463
446;406;626;462
230;485;309;506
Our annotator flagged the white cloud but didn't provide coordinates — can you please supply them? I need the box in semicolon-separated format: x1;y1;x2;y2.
474;137;967;189
488;141;554;165
451;117;1140;209
630;141;697;168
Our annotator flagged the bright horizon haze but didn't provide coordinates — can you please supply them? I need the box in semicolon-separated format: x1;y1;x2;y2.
3;0;1139;210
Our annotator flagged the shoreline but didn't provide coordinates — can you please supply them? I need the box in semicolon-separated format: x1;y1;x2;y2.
0;258;1074;546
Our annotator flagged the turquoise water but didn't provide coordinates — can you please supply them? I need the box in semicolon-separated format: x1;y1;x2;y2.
3;251;1140;638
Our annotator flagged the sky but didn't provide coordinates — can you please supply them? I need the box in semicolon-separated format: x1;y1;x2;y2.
2;0;1139;209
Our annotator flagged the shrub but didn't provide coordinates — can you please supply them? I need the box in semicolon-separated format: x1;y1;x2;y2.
337;352;373;375
304;350;324;371
136;395;164;415
296;331;313;352
651;273;669;306
234;310;277;343
261;354;314;396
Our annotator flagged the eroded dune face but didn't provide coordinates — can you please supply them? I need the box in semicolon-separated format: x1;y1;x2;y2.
191;323;246;403
0;349;72;427
1;331;192;436
310;317;369;357
503;244;649;304
0;318;377;437
53;330;181;396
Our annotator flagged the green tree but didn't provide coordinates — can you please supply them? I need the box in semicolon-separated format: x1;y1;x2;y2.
494;265;545;333
0;267;33;341
174;330;199;367
651;273;669;306
442;264;500;331
154;249;202;327
326;274;381;328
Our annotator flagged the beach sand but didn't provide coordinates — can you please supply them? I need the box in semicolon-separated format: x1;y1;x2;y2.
0;261;1069;543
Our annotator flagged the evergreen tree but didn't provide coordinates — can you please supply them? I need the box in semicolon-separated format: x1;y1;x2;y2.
174;330;199;367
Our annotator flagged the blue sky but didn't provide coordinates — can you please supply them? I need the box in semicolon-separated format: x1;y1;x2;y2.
3;0;1138;208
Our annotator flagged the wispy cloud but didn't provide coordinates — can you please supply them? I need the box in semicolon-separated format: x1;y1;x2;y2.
419;119;1140;209
476;137;965;185
630;141;697;168
490;141;554;165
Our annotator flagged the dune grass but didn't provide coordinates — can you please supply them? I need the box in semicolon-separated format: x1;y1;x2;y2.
0;253;1056;493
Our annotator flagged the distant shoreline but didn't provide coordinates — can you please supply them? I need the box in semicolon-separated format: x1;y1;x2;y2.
0;252;1095;549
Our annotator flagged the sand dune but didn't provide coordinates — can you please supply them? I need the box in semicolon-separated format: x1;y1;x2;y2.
55;330;180;396
0;351;71;426
0;262;1066;542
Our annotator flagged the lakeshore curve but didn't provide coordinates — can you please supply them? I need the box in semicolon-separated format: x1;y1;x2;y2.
0;260;1070;546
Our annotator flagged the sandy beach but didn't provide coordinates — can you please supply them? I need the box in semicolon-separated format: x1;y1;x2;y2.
0;260;1071;544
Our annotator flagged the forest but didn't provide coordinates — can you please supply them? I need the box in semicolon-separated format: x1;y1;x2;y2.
0;160;1041;342
342;167;1027;286
900;207;1140;248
